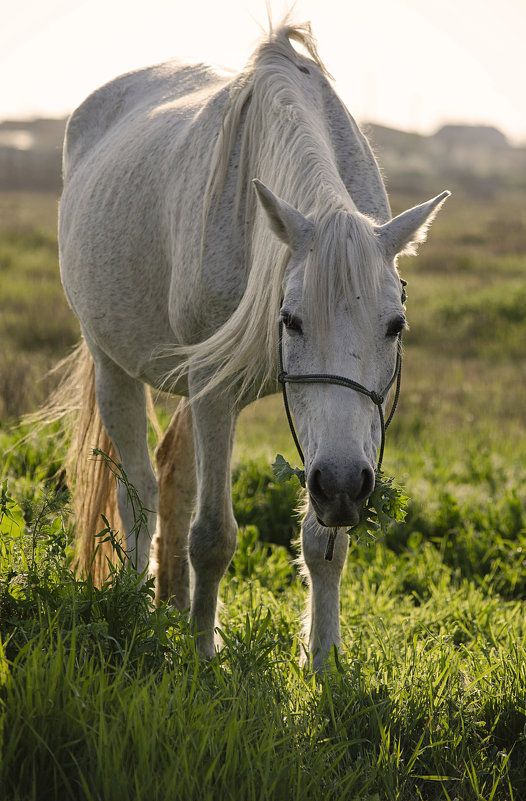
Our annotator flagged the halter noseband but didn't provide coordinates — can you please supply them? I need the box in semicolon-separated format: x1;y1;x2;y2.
277;287;405;560
278;323;402;472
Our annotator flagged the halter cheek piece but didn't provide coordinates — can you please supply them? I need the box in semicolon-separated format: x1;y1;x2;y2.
277;281;406;560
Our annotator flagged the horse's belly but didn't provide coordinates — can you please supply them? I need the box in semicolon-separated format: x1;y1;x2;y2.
68;286;181;387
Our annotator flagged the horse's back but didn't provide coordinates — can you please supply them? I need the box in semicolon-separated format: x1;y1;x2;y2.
59;60;233;384
63;60;228;177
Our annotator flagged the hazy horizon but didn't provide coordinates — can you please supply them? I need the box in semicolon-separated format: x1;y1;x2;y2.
2;0;525;144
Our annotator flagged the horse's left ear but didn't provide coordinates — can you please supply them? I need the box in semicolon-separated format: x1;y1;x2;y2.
253;179;312;250
376;190;451;259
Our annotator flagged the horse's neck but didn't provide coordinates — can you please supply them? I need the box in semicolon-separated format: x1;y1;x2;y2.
247;77;390;225
189;68;391;327
321;90;391;223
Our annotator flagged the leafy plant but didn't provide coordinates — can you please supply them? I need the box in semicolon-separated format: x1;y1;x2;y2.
352;470;409;545
0;467;174;670
271;453;306;487
272;454;408;545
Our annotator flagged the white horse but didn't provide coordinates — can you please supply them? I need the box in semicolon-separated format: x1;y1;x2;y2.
57;23;449;668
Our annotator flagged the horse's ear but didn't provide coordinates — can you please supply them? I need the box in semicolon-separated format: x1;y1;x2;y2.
376;191;451;259
253;179;312;250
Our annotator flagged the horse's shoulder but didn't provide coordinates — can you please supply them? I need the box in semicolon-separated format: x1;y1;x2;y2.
63;61;220;174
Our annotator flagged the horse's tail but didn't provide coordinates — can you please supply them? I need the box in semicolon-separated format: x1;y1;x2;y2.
68;342;124;583
37;340;123;583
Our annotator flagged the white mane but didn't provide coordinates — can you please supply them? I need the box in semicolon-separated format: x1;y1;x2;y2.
166;23;385;401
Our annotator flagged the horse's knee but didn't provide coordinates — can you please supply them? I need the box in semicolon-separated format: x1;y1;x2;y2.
189;513;237;578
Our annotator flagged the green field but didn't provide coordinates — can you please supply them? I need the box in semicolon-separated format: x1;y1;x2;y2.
1;185;526;799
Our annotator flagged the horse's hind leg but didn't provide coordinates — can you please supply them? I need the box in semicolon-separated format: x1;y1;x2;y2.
187;387;238;658
90;343;158;573
299;506;349;671
153;398;196;611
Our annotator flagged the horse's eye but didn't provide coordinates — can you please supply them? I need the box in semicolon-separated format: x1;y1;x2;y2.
386;315;407;338
280;310;303;334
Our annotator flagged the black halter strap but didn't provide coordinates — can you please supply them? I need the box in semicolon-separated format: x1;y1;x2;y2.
278;322;402;472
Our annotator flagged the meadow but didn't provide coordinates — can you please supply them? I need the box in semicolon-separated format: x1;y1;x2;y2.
1;182;526;800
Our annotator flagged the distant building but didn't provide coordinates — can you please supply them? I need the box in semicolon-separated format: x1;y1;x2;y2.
0;116;524;195
434;124;509;150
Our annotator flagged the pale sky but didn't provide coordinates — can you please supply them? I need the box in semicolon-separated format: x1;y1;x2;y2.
2;0;525;143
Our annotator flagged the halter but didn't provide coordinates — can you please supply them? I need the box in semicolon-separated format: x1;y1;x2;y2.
277;283;405;560
278;326;402;471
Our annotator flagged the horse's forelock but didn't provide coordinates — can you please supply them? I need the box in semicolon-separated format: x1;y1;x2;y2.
304;209;384;337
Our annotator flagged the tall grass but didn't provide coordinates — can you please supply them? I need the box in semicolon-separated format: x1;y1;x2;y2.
1;187;526;799
2;421;526;799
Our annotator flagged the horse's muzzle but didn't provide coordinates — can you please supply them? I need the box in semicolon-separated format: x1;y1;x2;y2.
307;462;375;527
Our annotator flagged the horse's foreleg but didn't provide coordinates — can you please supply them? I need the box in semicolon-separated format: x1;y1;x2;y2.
188;390;238;659
153;398;196;611
299;506;349;671
91;346;158;574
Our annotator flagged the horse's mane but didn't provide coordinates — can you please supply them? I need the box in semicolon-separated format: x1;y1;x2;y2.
165;22;385;403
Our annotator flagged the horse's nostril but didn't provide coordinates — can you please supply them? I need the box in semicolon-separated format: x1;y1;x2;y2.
309;468;328;502
357;466;375;504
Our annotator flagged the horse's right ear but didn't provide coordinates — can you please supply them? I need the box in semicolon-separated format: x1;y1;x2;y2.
253;179;312;250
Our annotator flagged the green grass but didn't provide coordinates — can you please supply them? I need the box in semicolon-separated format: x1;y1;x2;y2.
2;421;526;799
2;187;526;799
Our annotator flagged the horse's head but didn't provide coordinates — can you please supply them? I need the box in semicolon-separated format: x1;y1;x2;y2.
254;179;449;527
